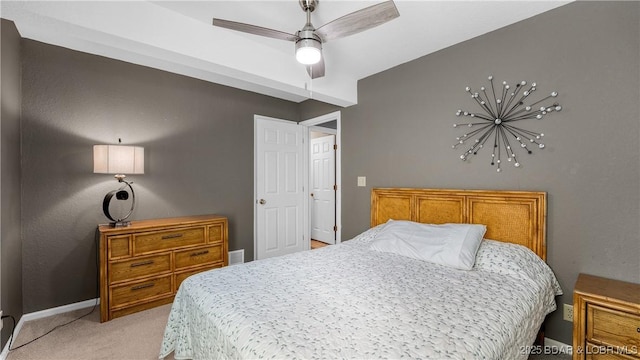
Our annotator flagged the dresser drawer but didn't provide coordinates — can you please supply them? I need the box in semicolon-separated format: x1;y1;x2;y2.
109;253;171;284
111;297;174;320
110;275;172;308
587;354;635;360
175;244;224;270
134;227;205;255
208;223;224;243
585;343;639;360
174;264;223;291
588;304;640;348
108;235;131;259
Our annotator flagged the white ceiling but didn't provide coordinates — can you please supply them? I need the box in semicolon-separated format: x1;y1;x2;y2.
1;0;571;107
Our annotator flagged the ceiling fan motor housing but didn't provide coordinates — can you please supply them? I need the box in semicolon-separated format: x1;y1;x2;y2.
295;29;322;65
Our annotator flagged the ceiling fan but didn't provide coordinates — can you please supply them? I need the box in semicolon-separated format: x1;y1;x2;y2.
212;0;400;79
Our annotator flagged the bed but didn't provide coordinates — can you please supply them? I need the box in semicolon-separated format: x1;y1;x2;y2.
159;188;562;360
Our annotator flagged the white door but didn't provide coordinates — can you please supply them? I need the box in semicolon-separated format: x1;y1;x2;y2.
310;135;336;244
255;116;305;260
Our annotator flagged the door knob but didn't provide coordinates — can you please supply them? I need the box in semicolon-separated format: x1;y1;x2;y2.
310;193;314;197
259;199;266;205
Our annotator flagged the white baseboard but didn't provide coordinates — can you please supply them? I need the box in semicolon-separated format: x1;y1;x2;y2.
18;298;99;324
545;337;573;355
1;298;98;360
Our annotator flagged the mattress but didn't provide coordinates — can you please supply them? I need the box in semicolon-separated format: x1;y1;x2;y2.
159;225;562;360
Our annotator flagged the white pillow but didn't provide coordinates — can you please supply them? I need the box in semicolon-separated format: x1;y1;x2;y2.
369;220;486;270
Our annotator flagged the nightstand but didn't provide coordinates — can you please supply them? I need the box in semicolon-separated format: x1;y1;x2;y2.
573;273;640;360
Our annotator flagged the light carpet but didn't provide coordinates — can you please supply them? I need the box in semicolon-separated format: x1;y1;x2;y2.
6;304;174;360
5;304;570;360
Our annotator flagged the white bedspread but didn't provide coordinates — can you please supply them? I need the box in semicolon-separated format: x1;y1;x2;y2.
160;226;562;360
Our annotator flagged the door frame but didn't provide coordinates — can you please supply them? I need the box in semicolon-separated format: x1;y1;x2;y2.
300;111;342;246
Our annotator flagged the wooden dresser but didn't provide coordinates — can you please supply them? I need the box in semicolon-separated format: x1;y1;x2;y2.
573;273;640;360
98;215;228;322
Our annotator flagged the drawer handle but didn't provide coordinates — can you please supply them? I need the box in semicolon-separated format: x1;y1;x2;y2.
162;233;184;240
637;327;640;333
131;283;155;291
190;250;210;257
130;260;154;267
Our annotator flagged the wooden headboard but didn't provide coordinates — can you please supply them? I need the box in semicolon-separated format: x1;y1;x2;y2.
371;188;547;260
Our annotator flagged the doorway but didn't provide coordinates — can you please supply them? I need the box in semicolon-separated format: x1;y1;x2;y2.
309;129;336;245
300;111;341;246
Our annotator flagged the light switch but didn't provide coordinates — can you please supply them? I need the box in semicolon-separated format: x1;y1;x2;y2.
357;176;366;187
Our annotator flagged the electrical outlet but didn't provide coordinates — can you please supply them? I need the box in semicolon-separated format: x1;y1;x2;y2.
563;304;573;322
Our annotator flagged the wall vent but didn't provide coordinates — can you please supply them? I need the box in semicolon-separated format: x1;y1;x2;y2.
229;249;244;266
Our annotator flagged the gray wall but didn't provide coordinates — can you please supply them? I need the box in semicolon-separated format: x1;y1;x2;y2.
339;1;639;344
1;19;23;348
20;39;300;313
300;100;340;121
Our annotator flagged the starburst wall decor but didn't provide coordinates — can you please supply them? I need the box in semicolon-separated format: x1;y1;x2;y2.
452;76;562;172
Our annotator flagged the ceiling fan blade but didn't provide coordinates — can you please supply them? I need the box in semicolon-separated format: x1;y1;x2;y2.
306;57;325;79
315;1;399;42
212;18;299;42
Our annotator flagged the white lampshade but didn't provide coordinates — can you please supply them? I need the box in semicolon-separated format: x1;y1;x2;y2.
295;39;322;65
93;145;144;175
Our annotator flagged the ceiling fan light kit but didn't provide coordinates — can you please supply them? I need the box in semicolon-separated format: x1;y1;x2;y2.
212;0;399;79
295;30;322;65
